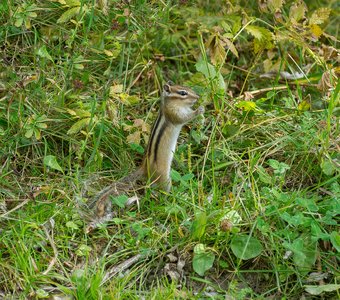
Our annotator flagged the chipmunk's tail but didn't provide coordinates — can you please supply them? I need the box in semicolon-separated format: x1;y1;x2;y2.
83;168;144;232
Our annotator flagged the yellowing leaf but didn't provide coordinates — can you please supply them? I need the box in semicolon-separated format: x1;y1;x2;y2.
67;117;91;135
57;6;80;24
224;37;239;58
267;0;284;12
236;101;257;111
246;25;274;53
118;93;139;105
127;131;141;144
104;49;114;57
62;0;81;7
309;7;331;25
205;34;226;65
289;0;307;23
109;84;124;95
298;100;311;111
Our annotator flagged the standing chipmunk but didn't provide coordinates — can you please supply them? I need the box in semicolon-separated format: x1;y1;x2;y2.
87;81;204;224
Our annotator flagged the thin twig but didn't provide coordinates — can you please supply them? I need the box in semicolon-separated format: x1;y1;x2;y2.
42;221;58;275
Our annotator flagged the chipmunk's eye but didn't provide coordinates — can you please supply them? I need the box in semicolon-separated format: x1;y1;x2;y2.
177;90;188;96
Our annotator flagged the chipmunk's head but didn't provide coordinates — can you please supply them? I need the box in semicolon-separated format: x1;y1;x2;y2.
162;81;199;108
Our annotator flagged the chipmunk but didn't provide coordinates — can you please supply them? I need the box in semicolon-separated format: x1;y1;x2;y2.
87;81;204;224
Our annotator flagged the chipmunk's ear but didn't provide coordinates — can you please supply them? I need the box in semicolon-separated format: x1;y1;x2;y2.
163;82;172;93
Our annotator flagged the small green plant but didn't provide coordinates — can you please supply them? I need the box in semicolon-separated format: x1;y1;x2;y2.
24;114;48;140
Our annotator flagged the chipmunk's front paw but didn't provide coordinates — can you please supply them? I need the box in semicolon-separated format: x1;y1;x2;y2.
196;105;205;115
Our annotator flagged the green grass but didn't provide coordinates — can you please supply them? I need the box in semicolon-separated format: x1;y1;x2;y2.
1;0;339;299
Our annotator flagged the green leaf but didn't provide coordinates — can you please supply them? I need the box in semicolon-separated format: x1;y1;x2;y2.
330;231;340;252
321;159;335;176
67;117;91;135
181;173;194;181
37;45;53;61
230;235;263;260
256;166;272;184
190;212;207;240
195;59;225;91
110;194;129;208
76;244;92;256
43;155;63;172
57;6;80;24
66;221;79;230
14;17;24;27
170;169;182;182
296;197;318;212
192;244;215;276
283;237;317;269
305;284;340;296
25;128;34;138
268;159;290;174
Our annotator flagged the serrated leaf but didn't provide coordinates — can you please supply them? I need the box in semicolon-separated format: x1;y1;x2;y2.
224;37;239;58
230;235;263;260
289;0;306;23
206;34;226;65
67;118;91;135
44;155;63;172
267;0;283;12
57;6;80;24
37;45;53;61
246;25;274;53
309;7;331;25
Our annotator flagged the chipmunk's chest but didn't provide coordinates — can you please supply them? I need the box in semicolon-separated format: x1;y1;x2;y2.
147;114;181;165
